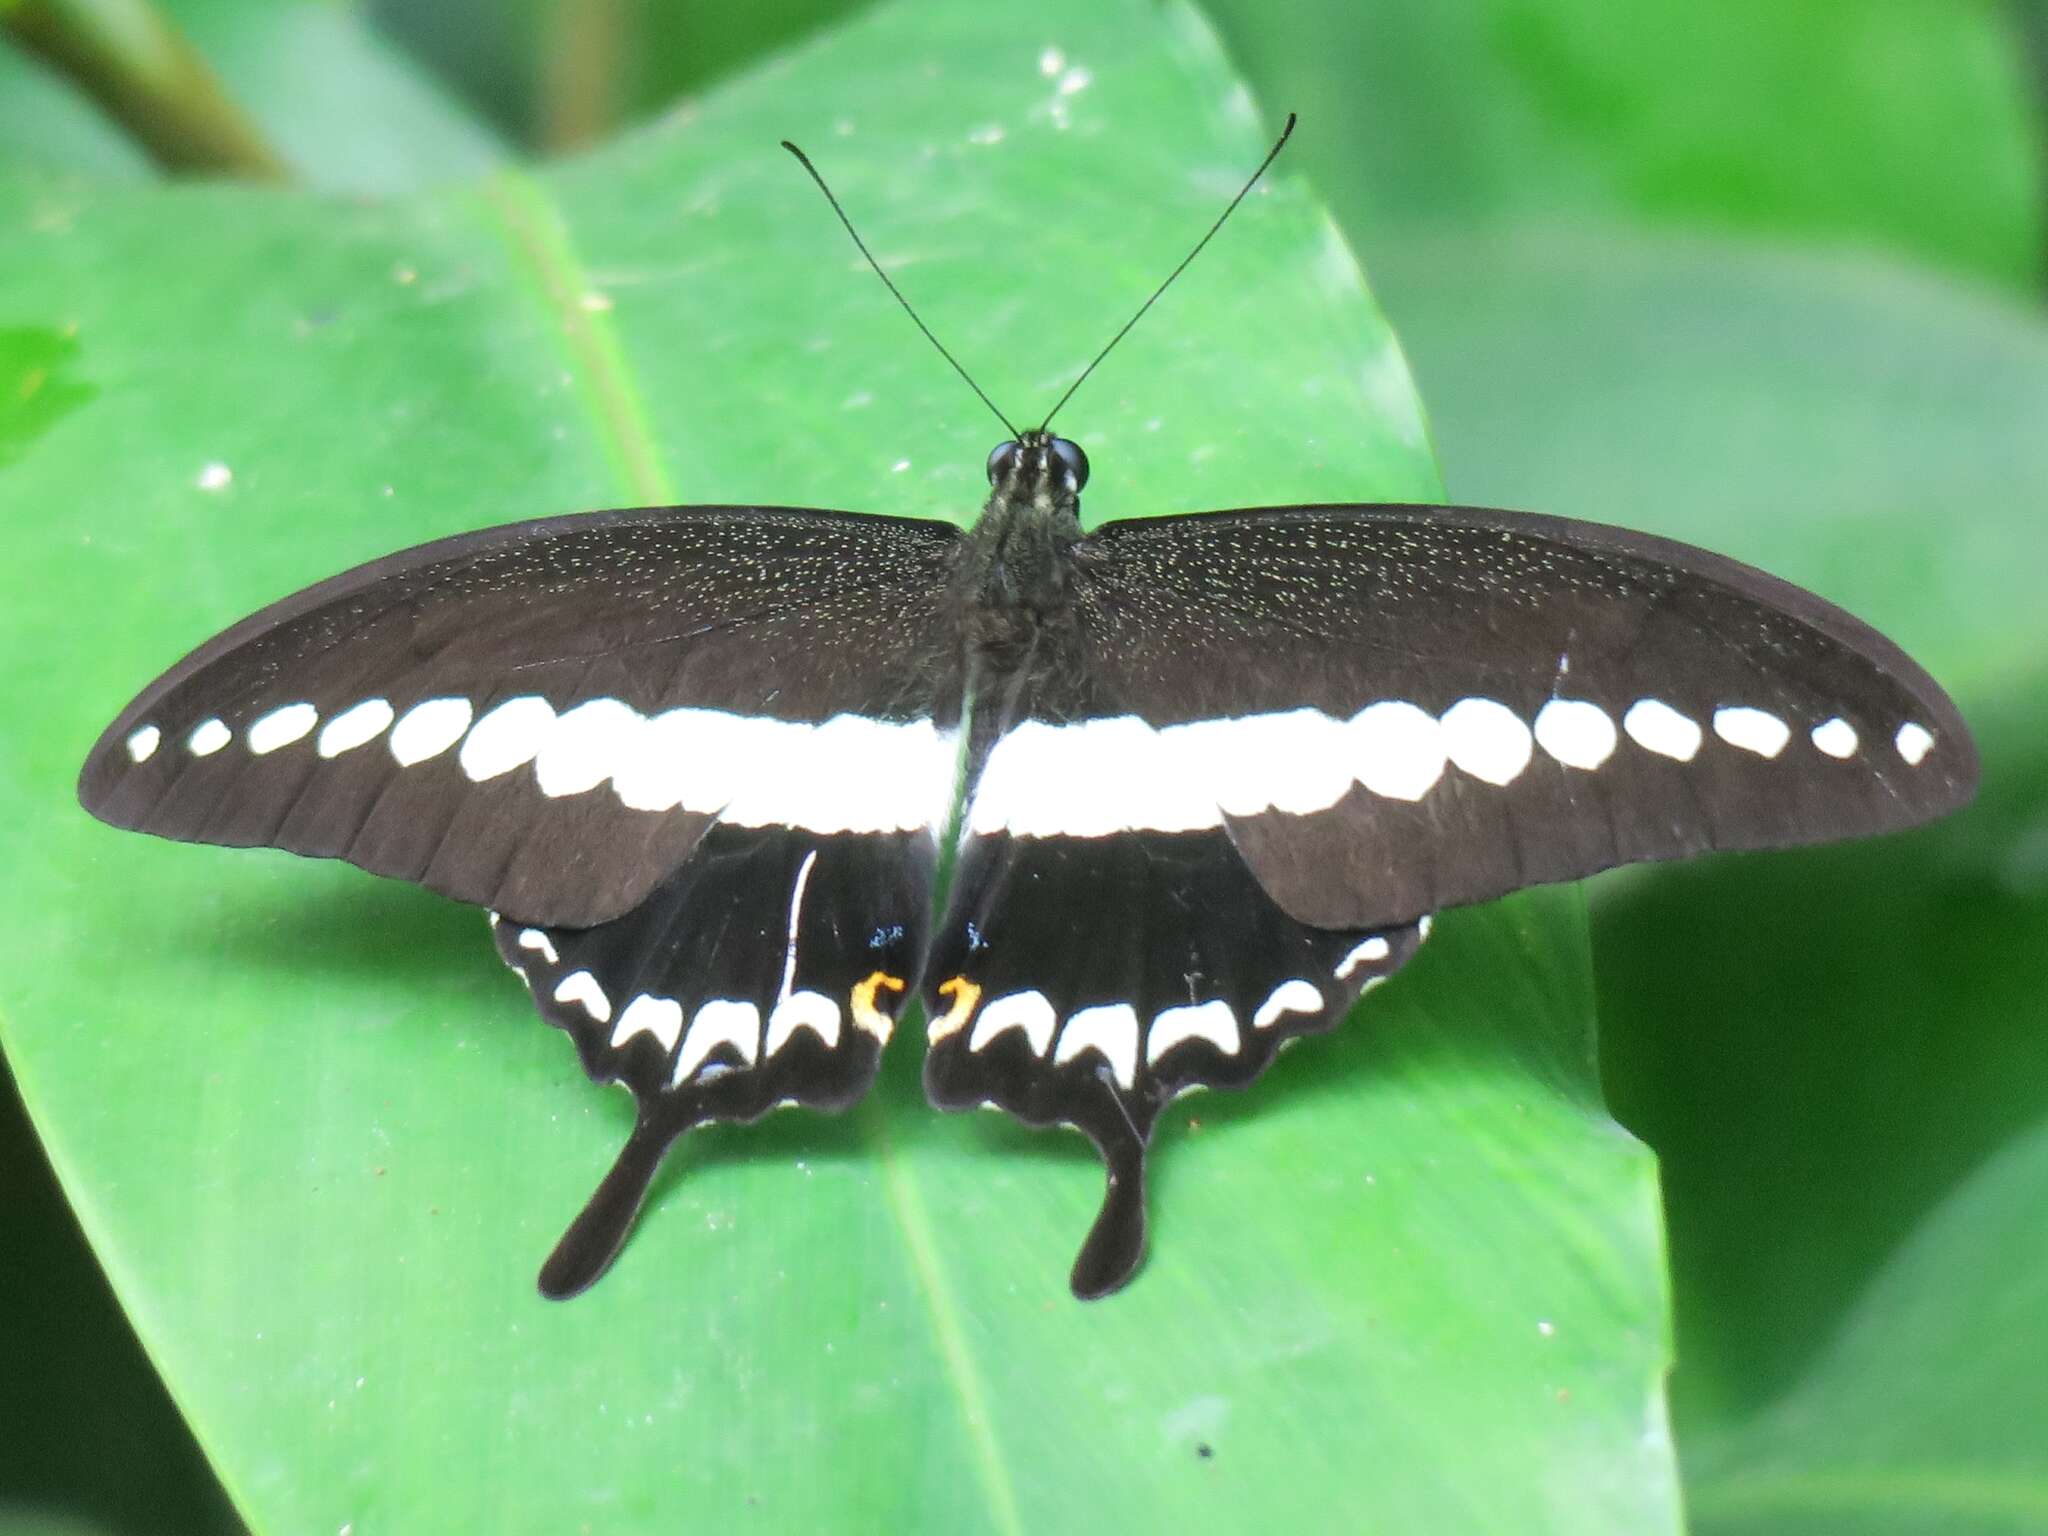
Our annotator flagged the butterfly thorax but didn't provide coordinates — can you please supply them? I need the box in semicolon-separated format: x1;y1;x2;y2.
950;431;1086;666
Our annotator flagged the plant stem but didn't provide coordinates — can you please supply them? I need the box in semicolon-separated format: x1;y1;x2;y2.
2;0;288;179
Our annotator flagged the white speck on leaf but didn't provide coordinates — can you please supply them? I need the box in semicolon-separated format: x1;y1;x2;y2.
1538;1319;1556;1337
1039;46;1065;76
196;461;232;491
969;123;1005;146
578;291;613;312
892;458;911;473
1161;1394;1229;1446
391;263;416;285
1057;66;1093;96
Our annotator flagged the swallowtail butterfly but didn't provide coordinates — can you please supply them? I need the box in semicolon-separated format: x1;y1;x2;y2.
77;120;1977;1300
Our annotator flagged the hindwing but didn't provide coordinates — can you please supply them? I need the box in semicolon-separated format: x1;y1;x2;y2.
923;826;1423;1296
495;824;931;1296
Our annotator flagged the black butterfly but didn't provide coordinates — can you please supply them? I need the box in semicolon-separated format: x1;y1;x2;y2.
76;122;1977;1301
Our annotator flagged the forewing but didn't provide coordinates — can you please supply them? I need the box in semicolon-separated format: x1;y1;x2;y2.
80;506;961;927
1063;504;1976;928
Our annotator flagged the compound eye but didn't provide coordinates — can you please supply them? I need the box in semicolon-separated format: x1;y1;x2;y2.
1049;436;1090;491
986;441;1020;485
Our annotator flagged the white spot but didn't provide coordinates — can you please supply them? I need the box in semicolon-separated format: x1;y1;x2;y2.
1896;722;1935;766
460;696;557;781
970;990;1057;1057
125;725;160;762
1351;701;1446;800
614;709;952;835
1537;1319;1556;1337
1148;1001;1239;1064
1253;980;1322;1029
1335;935;1391;980
1439;697;1532;786
318;698;394;758
673;1000;760;1086
1623;699;1702;762
891;458;911;473
968;124;1005;146
964;693;1658;840
552;970;611;1024
1039;46;1065;75
187;718;231;756
1168;709;1350;819
766;991;840;1055
1811;717;1859;759
731;714;955;834
1054;1003;1139;1089
389;697;473;766
536;697;642;798
1714;706;1790;759
972;717;1218;837
196;461;232;491
1417;915;1434;940
578;291;613;313
1534;699;1617;770
246;702;317;755
611;994;683;1054
1056;66;1092;96
516;928;558;964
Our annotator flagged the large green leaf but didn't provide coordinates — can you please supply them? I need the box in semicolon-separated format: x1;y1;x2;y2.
1376;224;2048;1534
0;1;1679;1531
356;0;2046;291
1204;0;2044;294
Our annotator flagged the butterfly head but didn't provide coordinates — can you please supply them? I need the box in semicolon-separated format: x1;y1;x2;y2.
987;430;1089;508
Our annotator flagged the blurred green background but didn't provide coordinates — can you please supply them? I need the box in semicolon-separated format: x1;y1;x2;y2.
2;1;2044;1532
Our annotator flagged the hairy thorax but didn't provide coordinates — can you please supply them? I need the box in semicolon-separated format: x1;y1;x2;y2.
951;481;1086;671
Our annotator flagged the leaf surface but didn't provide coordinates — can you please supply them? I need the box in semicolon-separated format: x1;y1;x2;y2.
0;3;1679;1530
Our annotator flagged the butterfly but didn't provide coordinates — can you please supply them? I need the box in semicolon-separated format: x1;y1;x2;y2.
76;119;1978;1300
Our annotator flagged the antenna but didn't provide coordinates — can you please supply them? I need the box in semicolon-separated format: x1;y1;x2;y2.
1040;112;1296;433
781;139;1021;440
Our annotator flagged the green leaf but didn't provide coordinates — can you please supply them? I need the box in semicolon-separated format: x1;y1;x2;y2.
1376;223;2048;1534
1;1;1683;1530
1373;224;2048;684
361;0;2046;296
1202;0;2044;294
1643;682;2048;1536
